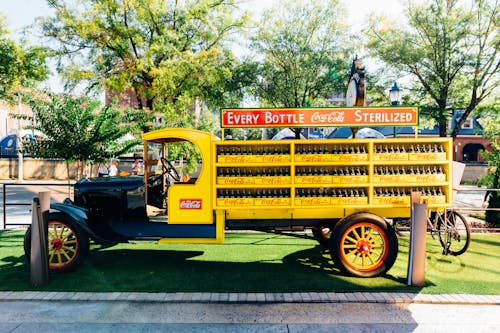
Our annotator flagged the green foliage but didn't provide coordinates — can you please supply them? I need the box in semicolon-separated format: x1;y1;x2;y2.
365;0;499;137
251;0;350;109
21;92;147;178
477;104;500;225
0;15;49;100
41;0;251;129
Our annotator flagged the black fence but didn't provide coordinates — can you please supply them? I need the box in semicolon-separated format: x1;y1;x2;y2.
1;182;74;229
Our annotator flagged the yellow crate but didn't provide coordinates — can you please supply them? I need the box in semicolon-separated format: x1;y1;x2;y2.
331;154;369;162
294;197;331;206
408;152;447;161
216;198;254;206
254;198;291;206
422;195;446;205
373;153;408;162
217;155;291;163
216;176;255;185
373;175;405;183
373;196;410;206
373;174;446;184
331;197;369;205
406;174;446;183
331;175;369;184
295;175;332;184
254;176;292;185
294;154;331;162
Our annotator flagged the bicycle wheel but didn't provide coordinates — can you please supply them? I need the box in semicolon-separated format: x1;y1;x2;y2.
437;210;470;256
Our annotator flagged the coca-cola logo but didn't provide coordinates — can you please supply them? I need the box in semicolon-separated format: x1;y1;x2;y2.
310;111;345;123
179;199;202;209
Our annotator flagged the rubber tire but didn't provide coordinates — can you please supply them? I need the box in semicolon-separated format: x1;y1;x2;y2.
24;212;90;273
330;213;398;278
311;223;334;248
437;210;470;256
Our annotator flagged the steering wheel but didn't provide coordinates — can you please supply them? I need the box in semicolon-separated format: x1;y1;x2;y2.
160;157;180;181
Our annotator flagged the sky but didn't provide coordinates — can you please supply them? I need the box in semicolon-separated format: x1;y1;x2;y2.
0;0;404;91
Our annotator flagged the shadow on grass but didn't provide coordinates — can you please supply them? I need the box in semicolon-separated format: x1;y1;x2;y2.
1;246;411;293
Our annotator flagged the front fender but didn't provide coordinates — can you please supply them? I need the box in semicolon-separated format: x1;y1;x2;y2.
50;202;115;245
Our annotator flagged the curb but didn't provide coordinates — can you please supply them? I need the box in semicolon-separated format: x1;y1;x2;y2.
1;291;498;305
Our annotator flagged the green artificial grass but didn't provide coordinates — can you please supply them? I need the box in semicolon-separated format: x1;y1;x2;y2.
1;230;499;294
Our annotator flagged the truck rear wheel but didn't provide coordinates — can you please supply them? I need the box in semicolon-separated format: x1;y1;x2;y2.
24;213;89;273
330;213;398;278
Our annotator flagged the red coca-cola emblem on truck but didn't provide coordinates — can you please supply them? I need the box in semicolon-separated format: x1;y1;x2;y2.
179;199;202;209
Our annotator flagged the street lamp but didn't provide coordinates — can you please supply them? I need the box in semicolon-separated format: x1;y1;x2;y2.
389;82;402;106
389;82;402;138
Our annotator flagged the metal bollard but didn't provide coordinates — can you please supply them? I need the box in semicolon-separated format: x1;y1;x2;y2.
407;191;427;287
30;192;50;286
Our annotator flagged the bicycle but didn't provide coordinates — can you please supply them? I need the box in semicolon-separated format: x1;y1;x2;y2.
428;209;471;256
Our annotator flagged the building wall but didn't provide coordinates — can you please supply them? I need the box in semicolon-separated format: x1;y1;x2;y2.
453;136;493;162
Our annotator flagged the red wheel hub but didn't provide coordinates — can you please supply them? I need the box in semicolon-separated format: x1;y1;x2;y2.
50;238;63;251
356;239;371;254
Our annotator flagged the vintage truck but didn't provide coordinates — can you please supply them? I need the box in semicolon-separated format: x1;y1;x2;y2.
24;107;453;278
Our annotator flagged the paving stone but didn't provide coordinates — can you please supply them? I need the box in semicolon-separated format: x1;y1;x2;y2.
247;293;257;302
0;291;13;299
209;293;220;302
300;292;311;302
352;292;368;302
237;293;246;302
291;293;302;302
255;293;266;302
228;293;238;302
173;292;184;301
274;293;284;302
283;293;293;303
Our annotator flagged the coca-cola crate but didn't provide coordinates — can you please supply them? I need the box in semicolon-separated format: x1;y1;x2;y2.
373;153;408;161
294;175;332;184
373;196;410;206
331;175;369;184
408;152;447;161
216;176;255;185
422;195;446;205
216;198;254;206
254;198;291;206
254;176;291;185
294;154;331;162
330;153;368;162
294;197;331;206
331;197;368;205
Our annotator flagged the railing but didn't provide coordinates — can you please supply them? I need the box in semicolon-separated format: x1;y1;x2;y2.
1;182;74;229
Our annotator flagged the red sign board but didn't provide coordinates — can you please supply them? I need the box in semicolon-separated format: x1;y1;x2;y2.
221;107;418;128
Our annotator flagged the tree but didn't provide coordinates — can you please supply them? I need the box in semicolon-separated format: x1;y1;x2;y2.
0;15;49;100
477;103;500;225
40;0;249;127
366;0;499;137
21;92;147;180
250;0;350;138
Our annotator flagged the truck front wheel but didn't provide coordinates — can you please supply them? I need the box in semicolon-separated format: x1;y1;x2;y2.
24;213;90;273
330;213;398;278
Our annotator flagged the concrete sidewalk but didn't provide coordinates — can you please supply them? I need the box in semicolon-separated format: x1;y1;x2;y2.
0;293;499;333
1;291;499;305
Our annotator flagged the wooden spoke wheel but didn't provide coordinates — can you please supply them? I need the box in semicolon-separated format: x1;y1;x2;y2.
24;213;89;272
331;213;398;278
